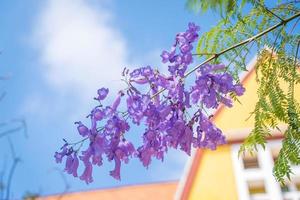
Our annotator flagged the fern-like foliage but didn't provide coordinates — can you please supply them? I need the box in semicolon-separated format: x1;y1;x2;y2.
187;0;300;182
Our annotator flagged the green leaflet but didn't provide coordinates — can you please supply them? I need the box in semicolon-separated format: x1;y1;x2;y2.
187;0;300;182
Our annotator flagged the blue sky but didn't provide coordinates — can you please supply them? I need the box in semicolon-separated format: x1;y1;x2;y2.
0;0;219;198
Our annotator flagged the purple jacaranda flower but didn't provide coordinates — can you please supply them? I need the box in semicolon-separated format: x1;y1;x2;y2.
175;55;183;65
180;43;193;54
168;65;178;75
92;108;105;121
188;22;200;32
199;64;213;75
195;76;210;94
212;64;226;71
127;94;143;111
141;66;153;77
234;84;245;96
65;155;73;172
220;96;233;107
75;121;89;137
160;51;168;63
80;146;93;163
177;65;188;77
119;140;135;159
80;161;93;184
161;22;199;76
54;146;68;163
96;88;109;101
180;126;193;155
161;50;176;63
159;105;172;120
203;90;218;108
156;74;172;88
129;68;141;78
191;88;201;104
166;119;186;149
130;77;148;84
176;33;187;44
91;135;107;166
111;91;124;112
65;154;79;177
137;146;154;168
194;112;226;150
55;23;246;183
184;91;191;108
183;53;193;64
110;157;121;180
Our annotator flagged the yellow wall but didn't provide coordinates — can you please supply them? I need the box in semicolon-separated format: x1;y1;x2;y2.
215;69;300;133
188;69;258;200
186;64;300;199
188;145;238;200
215;71;258;132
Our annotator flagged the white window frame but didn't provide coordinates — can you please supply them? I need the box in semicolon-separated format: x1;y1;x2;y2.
231;140;300;200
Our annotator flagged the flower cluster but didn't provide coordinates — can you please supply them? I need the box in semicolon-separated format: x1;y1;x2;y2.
55;23;245;183
161;22;199;77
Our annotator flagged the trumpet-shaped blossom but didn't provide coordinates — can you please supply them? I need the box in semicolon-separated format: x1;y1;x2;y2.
55;22;245;183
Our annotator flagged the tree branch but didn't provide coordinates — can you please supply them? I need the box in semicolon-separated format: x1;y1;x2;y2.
255;0;285;22
152;12;300;98
5;159;19;200
0;92;6;102
5;137;20;200
291;40;300;99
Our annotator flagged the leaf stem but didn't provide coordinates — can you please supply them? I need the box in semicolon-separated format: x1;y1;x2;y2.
255;0;284;22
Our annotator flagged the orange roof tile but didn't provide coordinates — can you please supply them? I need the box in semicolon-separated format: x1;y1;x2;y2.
41;181;178;200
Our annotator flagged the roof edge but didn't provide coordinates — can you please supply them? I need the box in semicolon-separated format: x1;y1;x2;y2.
175;54;258;200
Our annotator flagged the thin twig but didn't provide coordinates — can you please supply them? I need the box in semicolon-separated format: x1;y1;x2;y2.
273;7;300;13
0;156;8;200
192;52;217;56
152;12;300;98
0;126;24;139
5;159;19;200
0;118;27;139
226;41;255;72
51;168;71;200
0;75;10;81
12;118;28;138
289;16;300;34
266;27;283;80
0;92;6;102
255;0;284;21
277;0;300;7
292;40;300;99
5;137;20;200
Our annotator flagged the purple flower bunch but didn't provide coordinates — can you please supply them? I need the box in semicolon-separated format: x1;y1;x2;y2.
161;23;199;77
55;23;245;183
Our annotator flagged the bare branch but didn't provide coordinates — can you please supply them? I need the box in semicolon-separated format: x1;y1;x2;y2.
5;158;19;200
0;92;6;102
0;75;11;81
0;118;28;139
0;126;24;139
51;168;71;200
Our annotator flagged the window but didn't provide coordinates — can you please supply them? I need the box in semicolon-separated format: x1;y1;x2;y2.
248;180;266;195
243;152;260;169
231;140;300;200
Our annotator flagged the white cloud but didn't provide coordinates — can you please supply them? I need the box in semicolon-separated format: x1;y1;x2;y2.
23;0;187;186
34;0;129;97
